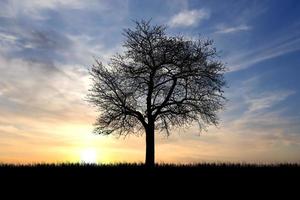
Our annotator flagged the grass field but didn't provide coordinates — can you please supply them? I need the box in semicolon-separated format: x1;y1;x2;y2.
1;163;299;195
1;162;299;179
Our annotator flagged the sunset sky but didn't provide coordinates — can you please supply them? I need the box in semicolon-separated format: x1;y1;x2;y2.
0;0;300;164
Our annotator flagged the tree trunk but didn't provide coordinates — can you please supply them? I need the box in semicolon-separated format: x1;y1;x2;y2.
145;124;155;167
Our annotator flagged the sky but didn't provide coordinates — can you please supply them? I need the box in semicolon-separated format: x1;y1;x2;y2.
0;0;300;164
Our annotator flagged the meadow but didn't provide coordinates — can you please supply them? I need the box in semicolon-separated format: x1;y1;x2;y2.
1;162;299;180
1;163;299;195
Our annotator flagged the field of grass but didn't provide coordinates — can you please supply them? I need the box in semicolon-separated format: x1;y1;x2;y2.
1;163;299;195
1;162;299;179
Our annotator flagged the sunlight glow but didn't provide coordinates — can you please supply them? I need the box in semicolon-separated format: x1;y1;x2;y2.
80;149;97;164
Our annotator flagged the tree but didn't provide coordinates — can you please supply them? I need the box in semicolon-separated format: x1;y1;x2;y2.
88;20;226;167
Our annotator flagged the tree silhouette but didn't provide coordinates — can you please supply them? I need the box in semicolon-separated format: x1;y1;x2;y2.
88;20;226;167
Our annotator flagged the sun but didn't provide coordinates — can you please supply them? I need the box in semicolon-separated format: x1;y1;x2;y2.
80;149;97;164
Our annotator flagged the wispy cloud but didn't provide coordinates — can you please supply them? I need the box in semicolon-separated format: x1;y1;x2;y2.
245;90;295;113
228;77;297;136
0;32;18;43
208;76;300;162
227;33;300;72
169;9;210;28
215;24;251;34
0;0;86;20
0;0;129;22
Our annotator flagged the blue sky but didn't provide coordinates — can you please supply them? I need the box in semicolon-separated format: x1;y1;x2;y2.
0;0;299;163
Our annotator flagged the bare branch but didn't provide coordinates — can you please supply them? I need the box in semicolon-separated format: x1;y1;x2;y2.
88;20;226;136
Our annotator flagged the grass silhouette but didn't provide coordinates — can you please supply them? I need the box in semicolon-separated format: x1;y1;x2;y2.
1;163;299;193
1;162;299;179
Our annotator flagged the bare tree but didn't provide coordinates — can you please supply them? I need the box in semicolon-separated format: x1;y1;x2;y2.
88;20;226;167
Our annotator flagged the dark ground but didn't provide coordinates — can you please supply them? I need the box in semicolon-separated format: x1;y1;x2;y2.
1;163;299;177
1;163;299;196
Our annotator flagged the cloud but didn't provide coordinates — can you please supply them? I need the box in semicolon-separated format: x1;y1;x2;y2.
227;33;300;72
0;32;18;43
202;76;300;162
215;24;251;34
169;9;210;28
4;30;72;63
224;76;299;143
0;0;128;124
0;0;86;20
0;55;89;118
245;90;295;113
64;34;123;65
0;0;128;66
0;0;129;22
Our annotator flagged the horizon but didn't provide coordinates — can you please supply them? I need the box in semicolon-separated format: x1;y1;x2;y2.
0;0;300;164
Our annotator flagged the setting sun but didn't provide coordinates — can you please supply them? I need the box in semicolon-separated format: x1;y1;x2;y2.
80;149;97;164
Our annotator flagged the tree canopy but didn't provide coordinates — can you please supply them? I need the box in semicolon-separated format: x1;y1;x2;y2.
88;20;226;165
